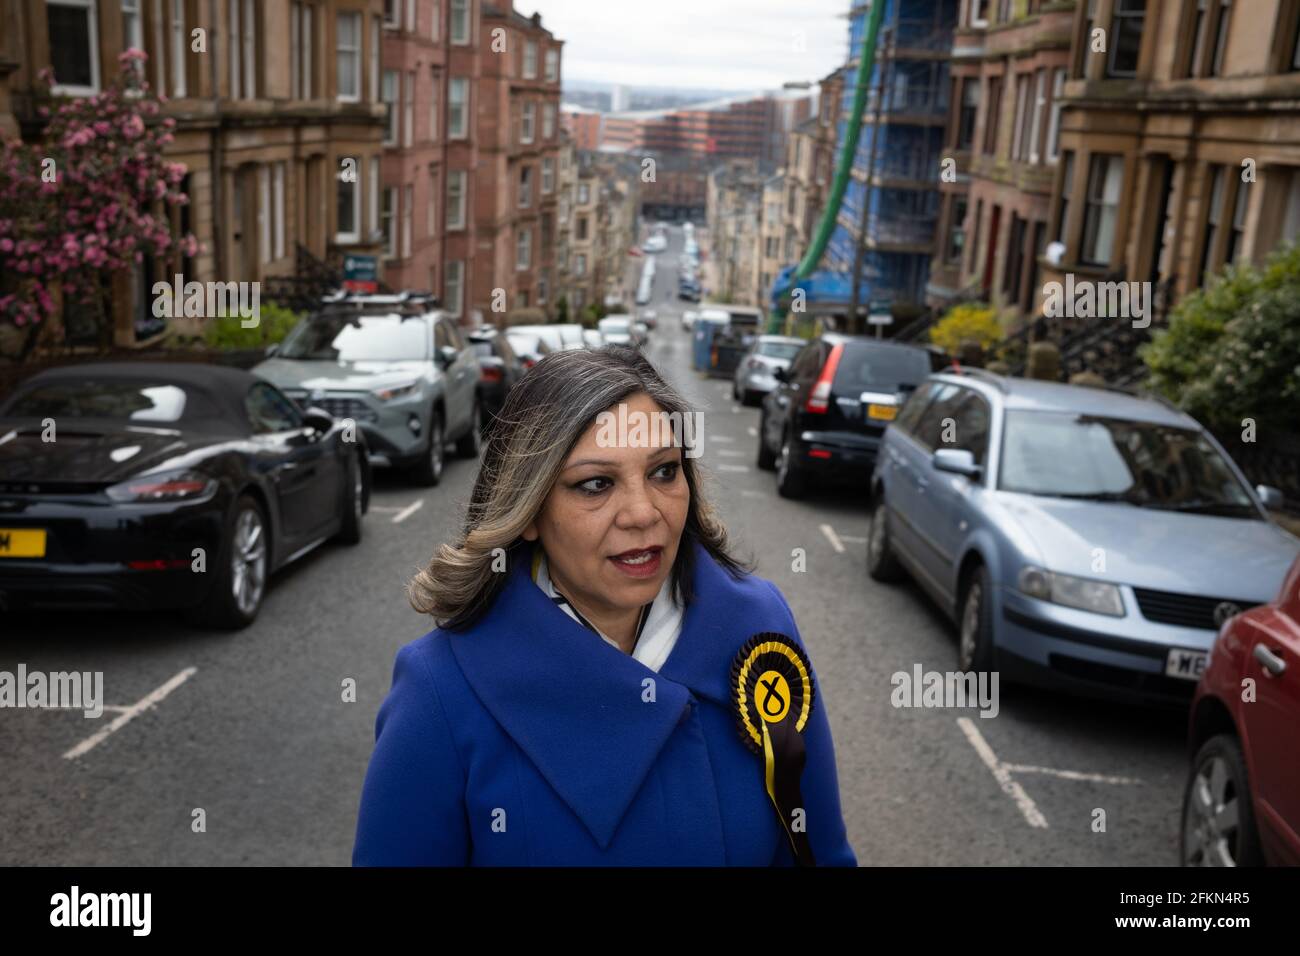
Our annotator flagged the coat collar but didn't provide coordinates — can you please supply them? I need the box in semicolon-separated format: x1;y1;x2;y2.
447;537;762;849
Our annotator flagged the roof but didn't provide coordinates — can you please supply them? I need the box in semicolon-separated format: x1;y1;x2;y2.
930;372;1197;427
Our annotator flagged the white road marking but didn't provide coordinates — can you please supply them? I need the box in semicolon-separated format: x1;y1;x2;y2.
957;717;1048;828
840;535;867;544
63;667;198;760
391;500;424;524
366;505;406;514
717;449;745;457
741;489;764;498
819;523;846;554
716;464;749;473
1002;764;1143;786
710;435;735;443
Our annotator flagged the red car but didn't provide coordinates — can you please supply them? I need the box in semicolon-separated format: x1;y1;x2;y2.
1182;552;1300;865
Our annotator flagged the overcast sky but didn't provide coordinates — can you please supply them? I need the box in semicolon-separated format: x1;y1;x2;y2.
529;0;852;92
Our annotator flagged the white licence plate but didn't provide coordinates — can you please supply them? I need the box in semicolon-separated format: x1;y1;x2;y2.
1165;648;1208;681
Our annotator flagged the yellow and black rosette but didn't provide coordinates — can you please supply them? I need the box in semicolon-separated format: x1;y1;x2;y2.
730;632;817;867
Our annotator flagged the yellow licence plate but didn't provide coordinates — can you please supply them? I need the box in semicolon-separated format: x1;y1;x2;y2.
867;404;898;421
0;529;46;558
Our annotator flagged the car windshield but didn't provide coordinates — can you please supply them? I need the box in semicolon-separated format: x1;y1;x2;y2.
469;342;494;359
3;380;203;422
600;320;630;332
507;335;541;354
278;313;429;362
999;411;1258;517
758;342;802;361
833;345;930;394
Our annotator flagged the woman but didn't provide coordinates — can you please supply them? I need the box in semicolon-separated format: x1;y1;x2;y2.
352;346;856;866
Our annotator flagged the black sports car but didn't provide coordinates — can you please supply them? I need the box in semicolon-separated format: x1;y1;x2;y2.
0;362;369;629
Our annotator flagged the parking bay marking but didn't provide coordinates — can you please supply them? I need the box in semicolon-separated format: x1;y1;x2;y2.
957;717;1141;829
390;500;424;524
820;524;846;554
63;667;198;761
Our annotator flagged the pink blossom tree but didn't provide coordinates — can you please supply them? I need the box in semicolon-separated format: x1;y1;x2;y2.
0;50;198;360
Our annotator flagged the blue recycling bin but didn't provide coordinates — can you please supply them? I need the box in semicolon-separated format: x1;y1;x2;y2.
693;318;726;371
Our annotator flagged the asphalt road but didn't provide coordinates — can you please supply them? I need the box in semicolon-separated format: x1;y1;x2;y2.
0;226;1191;866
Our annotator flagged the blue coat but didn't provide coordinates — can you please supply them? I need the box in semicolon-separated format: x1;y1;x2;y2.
352;538;857;866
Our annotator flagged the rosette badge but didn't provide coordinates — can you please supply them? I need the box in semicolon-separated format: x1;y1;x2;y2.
730;632;817;866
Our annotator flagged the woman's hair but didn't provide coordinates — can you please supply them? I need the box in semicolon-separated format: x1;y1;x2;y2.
408;344;751;630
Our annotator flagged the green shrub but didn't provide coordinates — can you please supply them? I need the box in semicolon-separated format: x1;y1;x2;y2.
203;301;302;351
929;302;1000;355
1142;242;1300;431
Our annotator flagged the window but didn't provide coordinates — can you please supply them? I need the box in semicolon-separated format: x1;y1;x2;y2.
1003;213;1026;299
445;260;464;316
574;253;587;276
369;156;380;236
1081;153;1123;266
578;182;590;205
1209;0;1231;76
970;200;983;275
170;0;187;96
1075;0;1097;78
1108;0;1146;77
983;76;1002;156
1011;74;1029;161
1291;7;1300;71
382;71;399;145
404;71;415;148
448;78;469;138
519;166;533;208
121;0;144;81
370;14;380;101
450;0;470;44
1056;150;1075;243
1045;69;1065;162
273;162;286;259
246;383;303;434
521;102;536;144
524;40;538;79
1183;0;1210;76
429;69;439;141
946;196;968;263
407;0;416;32
1225;177;1249;265
956;79;979;150
446;170;467;229
336;11;361;101
337;156;360;243
402;183;413;258
291;2;315;99
542;157;555;194
427;165;437;235
543;103;556;139
384;0;399;28
1198;164;1225;279
969;0;990;27
381;186;396;257
545;48;559;82
576;216;589;241
258;165;271;264
1027;69;1046;163
431;0;440;41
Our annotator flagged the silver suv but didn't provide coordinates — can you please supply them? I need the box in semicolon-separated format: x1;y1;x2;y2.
254;293;481;486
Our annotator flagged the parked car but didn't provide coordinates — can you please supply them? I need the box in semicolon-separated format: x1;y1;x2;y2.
508;324;585;353
1182;550;1300;865
582;328;605;349
632;321;650;346
466;327;525;438
757;335;931;498
642;234;668;254
733;335;805;406
681;310;699;332
638;309;658;330
505;330;553;370
0;363;368;629
254;292;481;487
597;315;637;347
866;370;1298;706
678;281;702;303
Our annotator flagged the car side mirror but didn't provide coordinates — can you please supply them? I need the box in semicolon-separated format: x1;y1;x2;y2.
933;448;981;479
437;345;459;368
302;408;334;434
265;343;279;357
773;367;788;383
1256;484;1285;510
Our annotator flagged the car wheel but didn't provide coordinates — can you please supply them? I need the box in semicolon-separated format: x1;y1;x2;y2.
732;382;741;401
189;495;268;630
775;428;807;499
957;564;996;673
866;497;905;583
334;450;364;545
1180;734;1263;866
742;389;758;407
756;410;777;471
455;401;482;459
411;410;445;487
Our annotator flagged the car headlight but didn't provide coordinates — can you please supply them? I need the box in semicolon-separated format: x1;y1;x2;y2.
106;469;215;503
1018;565;1124;617
371;381;420;402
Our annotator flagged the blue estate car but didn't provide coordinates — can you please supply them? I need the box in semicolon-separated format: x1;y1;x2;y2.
866;369;1299;705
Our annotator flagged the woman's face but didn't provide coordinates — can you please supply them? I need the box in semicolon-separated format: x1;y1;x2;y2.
523;391;690;620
